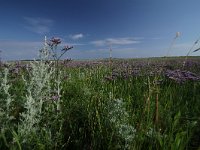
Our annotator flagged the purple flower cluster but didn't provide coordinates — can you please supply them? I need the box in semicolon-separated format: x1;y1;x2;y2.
52;95;59;101
62;45;73;52
104;68;141;81
9;62;27;76
46;37;73;61
63;60;102;68
47;37;61;47
165;69;200;83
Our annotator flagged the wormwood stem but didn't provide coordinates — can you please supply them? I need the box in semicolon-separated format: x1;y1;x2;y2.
147;97;150;117
155;93;159;126
109;45;112;69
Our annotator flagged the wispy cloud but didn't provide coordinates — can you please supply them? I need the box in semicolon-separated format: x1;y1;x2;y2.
0;40;43;60
70;33;84;40
91;37;141;46
150;37;163;40
24;17;54;34
0;39;87;60
65;47;141;59
172;42;197;56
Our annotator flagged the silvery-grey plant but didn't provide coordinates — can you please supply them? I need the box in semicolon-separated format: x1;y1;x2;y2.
107;98;136;149
0;67;14;128
18;61;54;141
17;36;62;144
1;67;13;112
0;66;17;149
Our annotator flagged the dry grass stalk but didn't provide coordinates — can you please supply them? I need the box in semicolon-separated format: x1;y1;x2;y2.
155;93;159;125
166;32;180;57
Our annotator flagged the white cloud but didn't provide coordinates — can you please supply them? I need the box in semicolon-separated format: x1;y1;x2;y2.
171;42;198;56
91;37;141;46
24;17;54;34
0;40;42;47
150;37;163;40
0;39;85;60
70;33;84;40
0;40;43;60
65;47;141;59
91;40;105;46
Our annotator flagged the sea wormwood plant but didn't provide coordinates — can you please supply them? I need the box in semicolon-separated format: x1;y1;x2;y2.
19;60;55;137
17;37;62;146
1;67;13;112
0;66;20;149
107;98;136;149
0;67;14;128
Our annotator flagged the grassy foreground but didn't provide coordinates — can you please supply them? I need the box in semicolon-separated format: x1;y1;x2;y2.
0;57;200;150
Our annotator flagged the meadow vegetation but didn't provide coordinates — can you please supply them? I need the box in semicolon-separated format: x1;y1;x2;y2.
0;38;200;150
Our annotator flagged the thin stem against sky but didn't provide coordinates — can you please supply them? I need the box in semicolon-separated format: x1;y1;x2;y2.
166;32;180;57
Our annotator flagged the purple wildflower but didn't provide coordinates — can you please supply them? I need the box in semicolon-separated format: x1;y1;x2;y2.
62;45;73;51
52;95;59;101
47;37;61;47
165;69;200;83
50;37;61;45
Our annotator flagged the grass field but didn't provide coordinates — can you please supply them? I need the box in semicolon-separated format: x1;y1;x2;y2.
0;56;200;150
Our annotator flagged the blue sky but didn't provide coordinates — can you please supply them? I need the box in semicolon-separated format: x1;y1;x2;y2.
0;0;200;60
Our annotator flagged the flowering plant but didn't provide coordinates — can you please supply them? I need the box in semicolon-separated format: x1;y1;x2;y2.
47;37;73;61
